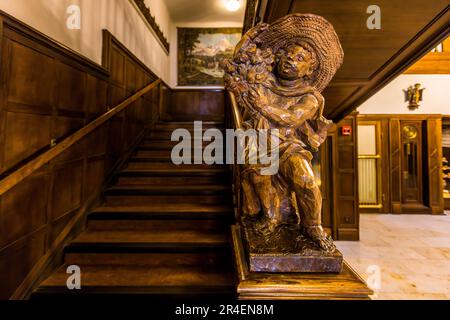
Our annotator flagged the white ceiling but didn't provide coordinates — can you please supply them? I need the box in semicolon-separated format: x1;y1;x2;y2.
165;0;246;24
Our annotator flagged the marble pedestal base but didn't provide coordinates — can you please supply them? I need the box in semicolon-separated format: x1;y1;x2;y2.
241;219;343;273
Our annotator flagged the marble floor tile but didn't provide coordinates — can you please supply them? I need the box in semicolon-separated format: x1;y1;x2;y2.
335;212;450;300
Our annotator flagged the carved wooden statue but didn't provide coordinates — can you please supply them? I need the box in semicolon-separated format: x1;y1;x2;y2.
224;14;345;273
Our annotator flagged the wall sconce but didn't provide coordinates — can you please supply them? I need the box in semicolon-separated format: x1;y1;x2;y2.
404;83;425;110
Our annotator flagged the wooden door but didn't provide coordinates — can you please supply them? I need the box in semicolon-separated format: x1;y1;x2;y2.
357;121;382;210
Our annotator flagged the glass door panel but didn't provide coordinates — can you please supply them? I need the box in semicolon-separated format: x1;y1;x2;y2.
358;123;382;208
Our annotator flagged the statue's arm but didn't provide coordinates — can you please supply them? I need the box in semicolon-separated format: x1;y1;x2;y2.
253;94;319;127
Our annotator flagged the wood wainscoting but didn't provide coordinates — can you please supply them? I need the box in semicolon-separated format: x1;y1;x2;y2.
357;114;444;215
0;11;163;299
322;113;360;241
161;89;225;122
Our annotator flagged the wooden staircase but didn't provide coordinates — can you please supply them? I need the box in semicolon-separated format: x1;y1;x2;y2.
32;121;236;299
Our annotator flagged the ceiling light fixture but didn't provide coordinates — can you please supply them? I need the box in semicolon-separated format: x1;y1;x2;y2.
225;0;241;12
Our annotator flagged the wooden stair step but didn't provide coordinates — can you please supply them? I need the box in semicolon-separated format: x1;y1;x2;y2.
66;229;229;253
126;162;224;170
130;155;172;162
116;175;228;186
131;150;225;163
89;205;233;220
87;219;227;231
105;194;230;206
153;121;224;130
130;156;225;163
63;252;231;267
119;167;228;177
35;264;235;295
139;140;211;150
146;129;224;140
147;126;224;133
105;185;231;196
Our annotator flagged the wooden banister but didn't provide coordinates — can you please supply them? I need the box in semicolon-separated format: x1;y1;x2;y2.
228;91;243;130
0;78;162;196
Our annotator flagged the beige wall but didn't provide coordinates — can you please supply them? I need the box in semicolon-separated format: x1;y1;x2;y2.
0;0;172;83
358;74;450;115
0;0;246;88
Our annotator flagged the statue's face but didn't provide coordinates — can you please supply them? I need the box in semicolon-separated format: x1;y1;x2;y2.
277;45;314;81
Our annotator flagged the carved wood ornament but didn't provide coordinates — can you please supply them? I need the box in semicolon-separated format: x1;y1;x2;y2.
224;14;345;272
133;0;170;53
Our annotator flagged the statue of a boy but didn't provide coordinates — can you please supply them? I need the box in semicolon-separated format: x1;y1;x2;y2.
224;14;344;253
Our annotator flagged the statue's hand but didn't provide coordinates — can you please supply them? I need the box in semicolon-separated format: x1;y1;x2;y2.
247;87;264;108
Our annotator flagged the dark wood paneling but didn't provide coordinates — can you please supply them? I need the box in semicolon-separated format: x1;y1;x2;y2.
2;112;51;172
426;118;444;213
56;62;86;115
84;156;106;199
332;114;359;240
0;170;48;249
0;12;163;299
50;159;84;220
260;1;450;120
321;85;361;114
319;137;333;237
166;89;225;121
85;74;108;116
110;46;125;86
0;229;46;300
6;40;55;114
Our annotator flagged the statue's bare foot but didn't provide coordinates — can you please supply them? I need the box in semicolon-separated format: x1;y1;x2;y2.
302;226;336;252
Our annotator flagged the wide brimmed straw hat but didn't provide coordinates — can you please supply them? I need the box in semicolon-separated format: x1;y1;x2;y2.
255;13;344;92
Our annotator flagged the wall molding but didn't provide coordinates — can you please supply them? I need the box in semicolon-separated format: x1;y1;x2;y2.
131;0;170;54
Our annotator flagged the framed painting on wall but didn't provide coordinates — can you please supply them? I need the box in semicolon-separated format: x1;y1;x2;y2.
177;28;242;86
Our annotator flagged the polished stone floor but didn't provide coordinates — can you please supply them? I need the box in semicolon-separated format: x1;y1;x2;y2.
335;212;450;300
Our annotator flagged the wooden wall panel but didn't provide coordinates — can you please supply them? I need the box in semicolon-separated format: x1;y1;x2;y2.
6;40;55;113
53;116;84;141
84;156;106;199
167;89;225;122
389;118;402;213
0;171;48;249
333;114;359;240
0;13;163;299
0;229;46;300
56;62;86;115
319;137;334;237
125;58;137;93
50;160;84;220
426;118;444;214
110;46;125;86
2;112;51;172
85;75;108;116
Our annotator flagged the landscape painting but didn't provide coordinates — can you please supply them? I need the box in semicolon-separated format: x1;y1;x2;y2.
178;28;242;86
